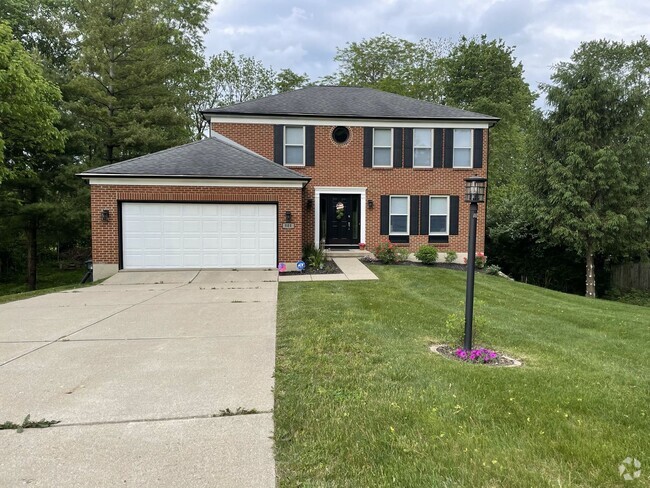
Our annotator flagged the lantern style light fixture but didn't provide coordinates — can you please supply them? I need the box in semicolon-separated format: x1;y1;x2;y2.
285;211;292;223
101;209;110;222
463;176;488;351
464;176;487;203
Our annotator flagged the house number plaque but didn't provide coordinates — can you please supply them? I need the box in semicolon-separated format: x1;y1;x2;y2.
282;223;295;229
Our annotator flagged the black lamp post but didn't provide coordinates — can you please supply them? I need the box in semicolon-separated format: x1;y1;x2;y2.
463;176;488;351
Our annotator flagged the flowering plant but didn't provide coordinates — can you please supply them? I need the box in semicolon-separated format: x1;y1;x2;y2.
455;348;498;363
359;242;366;250
374;242;408;264
463;252;486;269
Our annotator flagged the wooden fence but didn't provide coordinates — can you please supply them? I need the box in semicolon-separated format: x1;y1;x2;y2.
610;263;650;290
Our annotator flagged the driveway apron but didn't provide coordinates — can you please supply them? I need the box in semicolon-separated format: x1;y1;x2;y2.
0;269;278;487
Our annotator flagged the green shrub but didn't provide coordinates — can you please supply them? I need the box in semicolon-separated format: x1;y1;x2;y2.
415;245;438;265
302;242;317;261
485;264;501;275
463;252;486;269
374;243;408;264
444;251;457;263
307;247;327;270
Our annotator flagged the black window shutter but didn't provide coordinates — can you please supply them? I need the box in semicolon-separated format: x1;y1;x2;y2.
273;125;284;164
444;129;454;168
305;126;315;166
380;195;390;235
434;128;443;168
449;196;460;235
403;128;413;168
409;196;419;235
363;127;373;167
473;129;483;168
420;195;429;235
393;128;403;168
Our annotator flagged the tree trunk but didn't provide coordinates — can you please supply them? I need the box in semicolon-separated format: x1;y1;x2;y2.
585;245;596;298
26;220;38;291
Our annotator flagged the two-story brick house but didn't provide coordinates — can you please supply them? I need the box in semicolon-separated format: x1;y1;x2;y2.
81;86;498;280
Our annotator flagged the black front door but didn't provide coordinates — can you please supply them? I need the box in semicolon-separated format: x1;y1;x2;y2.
322;194;360;246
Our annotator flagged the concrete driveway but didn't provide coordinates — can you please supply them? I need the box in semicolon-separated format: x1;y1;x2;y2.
0;270;278;487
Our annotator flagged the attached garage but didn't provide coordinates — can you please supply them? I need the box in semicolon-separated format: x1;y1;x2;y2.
121;203;277;269
80;136;309;280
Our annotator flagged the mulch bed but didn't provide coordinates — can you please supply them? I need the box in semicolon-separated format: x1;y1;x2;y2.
431;344;522;367
362;257;467;272
281;260;342;276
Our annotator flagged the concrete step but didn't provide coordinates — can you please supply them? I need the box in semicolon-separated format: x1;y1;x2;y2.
324;249;373;258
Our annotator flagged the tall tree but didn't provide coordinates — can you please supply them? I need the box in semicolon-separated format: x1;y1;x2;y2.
188;52;306;139
442;35;537;188
530;39;650;298
0;21;65;288
66;0;215;166
327;33;449;102
275;68;310;93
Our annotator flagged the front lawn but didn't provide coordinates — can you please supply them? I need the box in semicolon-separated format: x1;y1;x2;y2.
275;265;649;487
0;264;89;304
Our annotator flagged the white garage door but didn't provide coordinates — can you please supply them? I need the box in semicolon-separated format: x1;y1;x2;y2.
121;203;277;269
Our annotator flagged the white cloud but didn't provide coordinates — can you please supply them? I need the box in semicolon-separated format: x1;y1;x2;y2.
204;0;650;104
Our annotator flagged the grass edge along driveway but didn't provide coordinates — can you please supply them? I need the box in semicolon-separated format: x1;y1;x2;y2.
274;265;649;487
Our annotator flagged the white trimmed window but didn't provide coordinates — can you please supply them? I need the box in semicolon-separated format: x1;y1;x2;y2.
373;128;393;167
429;196;449;235
285;126;305;166
390;195;409;234
413;129;433;168
453;129;472;168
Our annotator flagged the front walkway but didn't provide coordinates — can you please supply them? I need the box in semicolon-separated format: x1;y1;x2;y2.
279;258;378;282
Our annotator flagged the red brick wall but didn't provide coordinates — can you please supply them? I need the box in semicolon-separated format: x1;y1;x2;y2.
90;185;303;266
212;122;489;255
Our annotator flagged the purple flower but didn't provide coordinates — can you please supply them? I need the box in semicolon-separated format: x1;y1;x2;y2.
455;347;499;364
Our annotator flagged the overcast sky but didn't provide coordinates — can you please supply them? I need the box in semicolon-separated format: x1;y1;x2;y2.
205;0;649;106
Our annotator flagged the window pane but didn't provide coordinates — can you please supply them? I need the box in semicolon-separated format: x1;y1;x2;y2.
374;128;392;147
414;129;431;148
454;128;471;148
414;148;431;166
430;196;447;214
285;146;304;165
374;147;391;166
390;215;407;233
429;215;447;233
453;148;471;167
285;127;304;145
390;196;408;214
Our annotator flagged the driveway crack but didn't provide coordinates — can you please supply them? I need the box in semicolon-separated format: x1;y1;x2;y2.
0;284;185;368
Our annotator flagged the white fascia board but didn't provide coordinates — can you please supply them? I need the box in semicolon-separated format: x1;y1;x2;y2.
84;176;306;188
209;115;492;129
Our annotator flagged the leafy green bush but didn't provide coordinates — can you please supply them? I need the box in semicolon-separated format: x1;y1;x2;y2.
306;247;327;270
445;251;458;263
374;243;408;264
415;245;438;265
485;264;501;275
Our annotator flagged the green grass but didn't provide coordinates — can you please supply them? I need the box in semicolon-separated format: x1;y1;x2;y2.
275;265;649;487
0;264;91;304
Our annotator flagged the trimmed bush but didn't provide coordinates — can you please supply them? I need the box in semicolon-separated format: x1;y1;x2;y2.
415;245;439;265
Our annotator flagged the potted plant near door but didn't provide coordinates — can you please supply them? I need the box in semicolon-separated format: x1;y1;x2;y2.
359;243;366;250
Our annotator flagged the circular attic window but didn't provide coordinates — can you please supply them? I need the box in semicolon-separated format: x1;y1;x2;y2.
332;126;350;144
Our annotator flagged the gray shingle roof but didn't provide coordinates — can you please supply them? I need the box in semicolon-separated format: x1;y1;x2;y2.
78;137;309;180
202;86;498;121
